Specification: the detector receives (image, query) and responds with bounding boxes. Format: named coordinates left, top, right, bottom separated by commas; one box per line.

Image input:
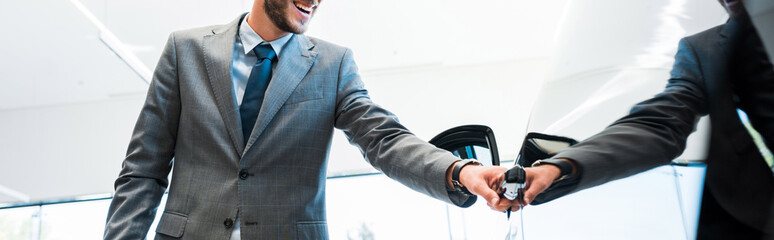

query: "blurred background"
left=0, top=0, right=730, bottom=239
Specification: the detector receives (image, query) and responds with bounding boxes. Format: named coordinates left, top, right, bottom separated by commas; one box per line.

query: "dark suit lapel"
left=712, top=20, right=748, bottom=113
left=719, top=19, right=738, bottom=63
left=704, top=24, right=734, bottom=168
left=243, top=34, right=317, bottom=154
left=203, top=14, right=247, bottom=157
left=706, top=22, right=741, bottom=135
left=711, top=24, right=731, bottom=89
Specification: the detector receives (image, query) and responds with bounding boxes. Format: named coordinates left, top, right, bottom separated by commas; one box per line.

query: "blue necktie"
left=240, top=43, right=276, bottom=145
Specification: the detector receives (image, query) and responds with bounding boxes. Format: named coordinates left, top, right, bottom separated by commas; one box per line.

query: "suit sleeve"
left=104, top=32, right=181, bottom=239
left=534, top=38, right=710, bottom=204
left=332, top=49, right=475, bottom=207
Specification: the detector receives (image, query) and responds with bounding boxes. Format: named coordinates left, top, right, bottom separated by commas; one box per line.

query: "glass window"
left=0, top=206, right=39, bottom=239
left=39, top=200, right=110, bottom=240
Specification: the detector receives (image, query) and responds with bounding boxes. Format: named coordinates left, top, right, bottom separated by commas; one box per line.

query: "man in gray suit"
left=103, top=0, right=508, bottom=239
left=504, top=0, right=774, bottom=238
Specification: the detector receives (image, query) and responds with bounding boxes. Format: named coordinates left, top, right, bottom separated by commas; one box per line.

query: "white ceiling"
left=0, top=0, right=148, bottom=111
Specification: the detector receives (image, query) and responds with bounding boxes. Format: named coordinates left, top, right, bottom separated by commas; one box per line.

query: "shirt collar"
left=239, top=14, right=293, bottom=57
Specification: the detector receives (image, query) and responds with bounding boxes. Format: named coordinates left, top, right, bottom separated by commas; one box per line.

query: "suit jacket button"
left=224, top=218, right=234, bottom=229
left=239, top=169, right=249, bottom=180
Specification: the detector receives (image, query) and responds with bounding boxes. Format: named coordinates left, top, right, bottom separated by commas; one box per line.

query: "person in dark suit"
left=103, top=0, right=509, bottom=239
left=501, top=0, right=774, bottom=238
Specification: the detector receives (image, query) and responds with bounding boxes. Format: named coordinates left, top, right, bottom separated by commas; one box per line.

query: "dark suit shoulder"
left=681, top=24, right=725, bottom=50
left=667, top=24, right=727, bottom=88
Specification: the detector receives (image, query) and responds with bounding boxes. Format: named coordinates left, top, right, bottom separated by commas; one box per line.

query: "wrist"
left=446, top=161, right=458, bottom=190
left=447, top=159, right=482, bottom=194
left=458, top=164, right=480, bottom=188
left=534, top=164, right=562, bottom=182
left=532, top=158, right=577, bottom=182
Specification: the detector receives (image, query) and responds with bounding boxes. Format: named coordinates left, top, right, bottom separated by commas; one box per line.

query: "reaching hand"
left=521, top=165, right=562, bottom=205
left=454, top=160, right=567, bottom=212
left=457, top=165, right=511, bottom=211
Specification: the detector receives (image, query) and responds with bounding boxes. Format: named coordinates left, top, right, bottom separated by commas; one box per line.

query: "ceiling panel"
left=0, top=0, right=148, bottom=111
left=96, top=0, right=252, bottom=72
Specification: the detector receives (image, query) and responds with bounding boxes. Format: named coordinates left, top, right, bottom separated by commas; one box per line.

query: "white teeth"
left=294, top=2, right=312, bottom=12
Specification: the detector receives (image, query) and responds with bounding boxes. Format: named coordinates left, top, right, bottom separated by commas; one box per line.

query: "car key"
left=501, top=164, right=527, bottom=210
left=500, top=164, right=526, bottom=240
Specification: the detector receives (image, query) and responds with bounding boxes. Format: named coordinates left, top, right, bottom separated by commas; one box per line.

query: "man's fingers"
left=471, top=183, right=500, bottom=206
left=511, top=204, right=521, bottom=211
left=521, top=166, right=563, bottom=205
left=488, top=198, right=512, bottom=212
left=523, top=186, right=540, bottom=205
left=470, top=182, right=513, bottom=212
left=523, top=178, right=550, bottom=205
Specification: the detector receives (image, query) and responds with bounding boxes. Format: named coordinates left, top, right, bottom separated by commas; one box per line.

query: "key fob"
left=501, top=165, right=526, bottom=200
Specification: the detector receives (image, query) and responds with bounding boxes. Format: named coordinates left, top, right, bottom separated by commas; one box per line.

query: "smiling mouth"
left=294, top=1, right=316, bottom=15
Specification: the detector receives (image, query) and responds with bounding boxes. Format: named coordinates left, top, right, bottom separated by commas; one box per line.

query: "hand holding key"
left=496, top=163, right=564, bottom=213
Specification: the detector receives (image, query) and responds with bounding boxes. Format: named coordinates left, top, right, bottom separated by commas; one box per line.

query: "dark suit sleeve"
left=104, top=33, right=181, bottom=239
left=533, top=38, right=710, bottom=204
left=332, top=48, right=475, bottom=207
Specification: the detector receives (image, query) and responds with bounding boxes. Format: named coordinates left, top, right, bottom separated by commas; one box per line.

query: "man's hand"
left=448, top=158, right=574, bottom=212
left=521, top=165, right=562, bottom=205
left=464, top=165, right=561, bottom=212
left=456, top=165, right=510, bottom=211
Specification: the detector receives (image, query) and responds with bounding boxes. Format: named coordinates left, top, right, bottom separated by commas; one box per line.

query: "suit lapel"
left=203, top=14, right=247, bottom=157
left=707, top=23, right=732, bottom=115
left=243, top=34, right=317, bottom=154
left=719, top=19, right=737, bottom=63
left=708, top=21, right=751, bottom=157
left=712, top=21, right=739, bottom=105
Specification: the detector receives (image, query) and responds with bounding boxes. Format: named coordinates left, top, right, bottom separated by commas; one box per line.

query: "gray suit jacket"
left=536, top=18, right=774, bottom=237
left=104, top=13, right=470, bottom=240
